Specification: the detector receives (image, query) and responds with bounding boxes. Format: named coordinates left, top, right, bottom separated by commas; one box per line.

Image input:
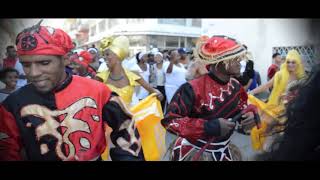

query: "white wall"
left=202, top=19, right=313, bottom=84
left=0, top=19, right=68, bottom=60
left=112, top=18, right=201, bottom=37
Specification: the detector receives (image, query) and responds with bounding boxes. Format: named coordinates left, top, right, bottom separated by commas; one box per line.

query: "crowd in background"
left=0, top=42, right=288, bottom=109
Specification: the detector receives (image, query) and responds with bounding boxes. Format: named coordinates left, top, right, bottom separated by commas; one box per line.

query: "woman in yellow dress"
left=95, top=36, right=163, bottom=107
left=94, top=36, right=163, bottom=160
left=249, top=50, right=306, bottom=151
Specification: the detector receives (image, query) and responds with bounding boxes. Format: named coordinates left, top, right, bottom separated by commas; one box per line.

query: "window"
left=127, top=19, right=144, bottom=24
left=150, top=36, right=157, bottom=48
left=180, top=38, right=185, bottom=48
left=99, top=20, right=106, bottom=33
left=165, top=36, right=179, bottom=48
left=109, top=19, right=118, bottom=29
left=191, top=19, right=202, bottom=27
left=187, top=37, right=196, bottom=48
left=137, top=19, right=144, bottom=23
left=90, top=25, right=96, bottom=36
left=158, top=19, right=186, bottom=26
left=128, top=35, right=147, bottom=47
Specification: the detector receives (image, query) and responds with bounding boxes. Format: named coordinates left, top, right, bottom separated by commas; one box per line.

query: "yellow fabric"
left=248, top=94, right=284, bottom=121
left=96, top=69, right=141, bottom=106
left=101, top=93, right=166, bottom=161
left=99, top=36, right=129, bottom=61
left=101, top=144, right=109, bottom=160
left=249, top=50, right=305, bottom=151
left=268, top=50, right=305, bottom=106
left=101, top=124, right=112, bottom=161
left=251, top=121, right=268, bottom=151
left=248, top=94, right=284, bottom=150
left=131, top=93, right=166, bottom=161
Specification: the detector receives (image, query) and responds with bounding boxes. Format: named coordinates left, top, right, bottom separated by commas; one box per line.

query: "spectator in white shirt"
left=153, top=52, right=166, bottom=110
left=163, top=49, right=187, bottom=104
left=136, top=52, right=150, bottom=100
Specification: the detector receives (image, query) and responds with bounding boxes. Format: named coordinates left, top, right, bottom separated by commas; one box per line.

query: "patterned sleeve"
left=0, top=105, right=23, bottom=160
left=238, top=86, right=248, bottom=111
left=102, top=92, right=144, bottom=160
left=161, top=83, right=207, bottom=142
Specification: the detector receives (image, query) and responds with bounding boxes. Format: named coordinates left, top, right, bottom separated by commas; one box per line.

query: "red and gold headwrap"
left=194, top=35, right=247, bottom=65
left=16, top=20, right=74, bottom=56
left=71, top=51, right=93, bottom=68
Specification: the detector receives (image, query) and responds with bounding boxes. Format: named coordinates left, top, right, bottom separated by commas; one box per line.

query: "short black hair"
left=6, top=45, right=15, bottom=52
left=243, top=44, right=248, bottom=50
left=272, top=52, right=281, bottom=58
left=168, top=49, right=176, bottom=56
left=136, top=52, right=142, bottom=63
left=162, top=49, right=169, bottom=53
left=0, top=68, right=19, bottom=82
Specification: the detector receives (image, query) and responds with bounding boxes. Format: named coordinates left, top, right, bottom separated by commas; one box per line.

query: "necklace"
left=110, top=74, right=124, bottom=81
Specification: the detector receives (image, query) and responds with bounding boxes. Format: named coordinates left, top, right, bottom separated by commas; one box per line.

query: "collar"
left=208, top=71, right=229, bottom=85
left=53, top=72, right=73, bottom=93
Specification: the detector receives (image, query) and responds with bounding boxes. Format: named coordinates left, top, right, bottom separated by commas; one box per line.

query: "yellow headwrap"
left=267, top=49, right=305, bottom=106
left=100, top=35, right=129, bottom=61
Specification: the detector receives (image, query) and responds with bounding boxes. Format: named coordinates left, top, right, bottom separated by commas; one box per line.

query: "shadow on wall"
left=310, top=19, right=320, bottom=64
left=0, top=19, right=40, bottom=60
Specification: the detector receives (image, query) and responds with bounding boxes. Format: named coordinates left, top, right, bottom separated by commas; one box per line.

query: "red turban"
left=71, top=51, right=93, bottom=68
left=194, top=35, right=247, bottom=65
left=16, top=24, right=74, bottom=56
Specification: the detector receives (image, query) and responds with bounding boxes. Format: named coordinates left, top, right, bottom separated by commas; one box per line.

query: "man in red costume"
left=162, top=35, right=259, bottom=161
left=0, top=21, right=144, bottom=161
left=69, top=50, right=96, bottom=78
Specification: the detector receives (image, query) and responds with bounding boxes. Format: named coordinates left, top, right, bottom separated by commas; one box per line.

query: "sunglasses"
left=286, top=61, right=296, bottom=64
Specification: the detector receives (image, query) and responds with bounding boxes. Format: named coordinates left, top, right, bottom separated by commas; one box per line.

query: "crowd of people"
left=0, top=21, right=319, bottom=161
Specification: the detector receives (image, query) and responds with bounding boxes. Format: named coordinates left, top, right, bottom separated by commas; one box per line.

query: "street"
left=162, top=131, right=258, bottom=161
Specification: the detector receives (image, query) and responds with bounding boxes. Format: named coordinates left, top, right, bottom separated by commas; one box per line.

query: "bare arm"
left=251, top=77, right=274, bottom=95
left=244, top=79, right=253, bottom=91
left=136, top=78, right=164, bottom=101
left=166, top=62, right=174, bottom=74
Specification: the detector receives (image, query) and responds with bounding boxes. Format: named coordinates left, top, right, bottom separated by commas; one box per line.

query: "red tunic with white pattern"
left=161, top=72, right=248, bottom=161
left=0, top=73, right=143, bottom=161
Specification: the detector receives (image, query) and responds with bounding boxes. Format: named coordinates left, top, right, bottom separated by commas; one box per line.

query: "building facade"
left=202, top=19, right=319, bottom=84
left=64, top=19, right=202, bottom=57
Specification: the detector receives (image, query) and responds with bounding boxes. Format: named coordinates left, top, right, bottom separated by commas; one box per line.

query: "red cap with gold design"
left=16, top=20, right=74, bottom=56
left=194, top=35, right=247, bottom=65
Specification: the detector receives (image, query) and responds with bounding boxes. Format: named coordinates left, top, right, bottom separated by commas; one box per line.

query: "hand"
left=218, top=118, right=236, bottom=137
left=204, top=118, right=235, bottom=137
left=279, top=93, right=287, bottom=102
left=170, top=57, right=178, bottom=64
left=240, top=112, right=255, bottom=130
left=154, top=89, right=164, bottom=102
